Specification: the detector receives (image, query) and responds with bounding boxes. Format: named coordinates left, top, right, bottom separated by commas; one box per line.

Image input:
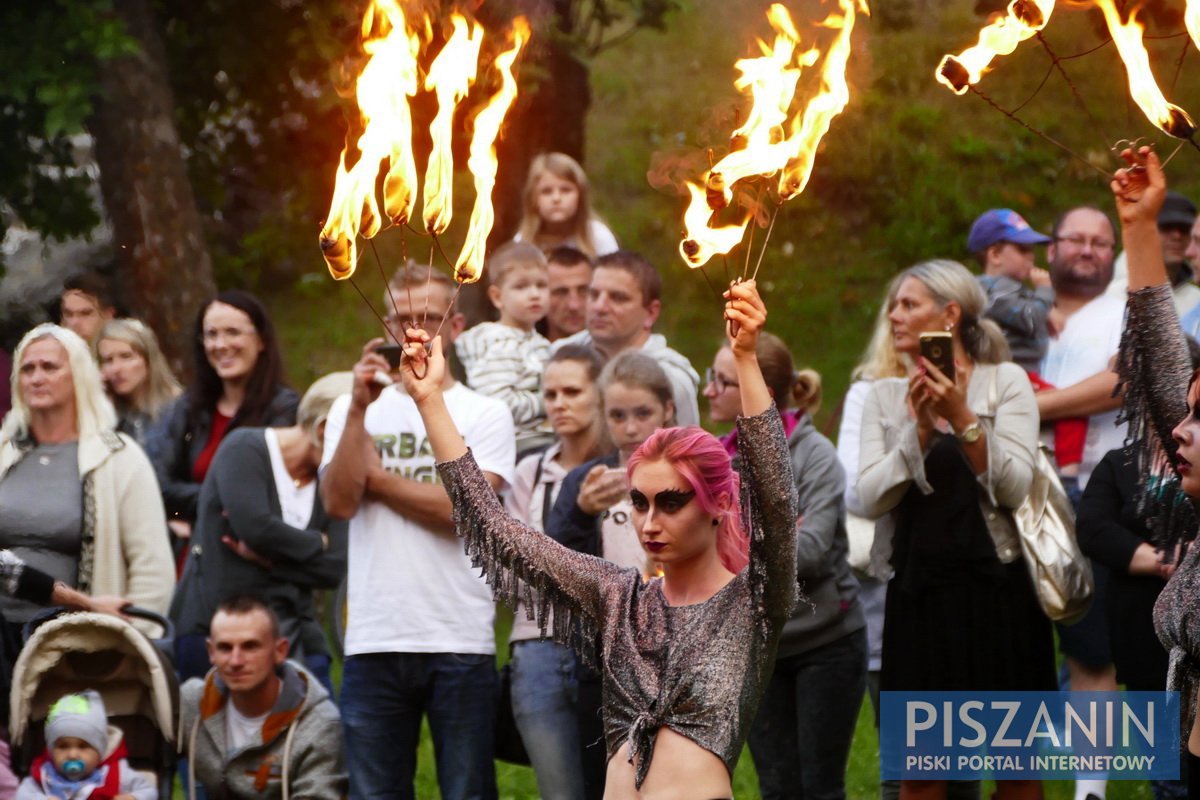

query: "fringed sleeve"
left=438, top=450, right=627, bottom=663
left=1116, top=284, right=1196, bottom=551
left=736, top=405, right=801, bottom=641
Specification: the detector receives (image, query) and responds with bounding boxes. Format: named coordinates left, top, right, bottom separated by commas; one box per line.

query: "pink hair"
left=626, top=426, right=749, bottom=574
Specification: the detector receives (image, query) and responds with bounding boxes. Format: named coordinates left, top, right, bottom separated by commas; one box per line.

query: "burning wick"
left=937, top=56, right=971, bottom=95
left=681, top=240, right=702, bottom=262
left=706, top=173, right=728, bottom=212
left=1010, top=0, right=1046, bottom=29
left=320, top=235, right=353, bottom=280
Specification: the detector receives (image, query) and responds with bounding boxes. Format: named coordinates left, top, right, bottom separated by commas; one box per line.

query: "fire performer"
left=1108, top=145, right=1200, bottom=799
left=397, top=280, right=798, bottom=800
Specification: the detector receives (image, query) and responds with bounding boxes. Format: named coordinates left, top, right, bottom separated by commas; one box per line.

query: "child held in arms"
left=456, top=242, right=553, bottom=454
left=18, top=690, right=155, bottom=800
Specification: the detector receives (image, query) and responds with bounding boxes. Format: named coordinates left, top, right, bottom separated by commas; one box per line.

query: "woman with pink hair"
left=387, top=281, right=797, bottom=799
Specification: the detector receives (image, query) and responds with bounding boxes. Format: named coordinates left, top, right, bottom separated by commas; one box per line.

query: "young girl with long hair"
left=516, top=153, right=619, bottom=260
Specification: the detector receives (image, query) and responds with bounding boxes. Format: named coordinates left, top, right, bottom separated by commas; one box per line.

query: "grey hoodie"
left=550, top=330, right=701, bottom=426
left=180, top=661, right=345, bottom=800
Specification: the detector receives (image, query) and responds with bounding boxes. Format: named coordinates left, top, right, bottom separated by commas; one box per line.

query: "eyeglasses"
left=705, top=367, right=739, bottom=393
left=1054, top=235, right=1115, bottom=252
left=384, top=313, right=448, bottom=332
left=201, top=327, right=256, bottom=345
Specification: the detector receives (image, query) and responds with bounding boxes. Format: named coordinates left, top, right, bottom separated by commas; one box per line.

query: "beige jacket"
left=856, top=361, right=1038, bottom=580
left=0, top=431, right=174, bottom=629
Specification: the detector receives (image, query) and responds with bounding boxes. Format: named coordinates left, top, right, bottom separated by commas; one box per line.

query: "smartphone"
left=376, top=343, right=403, bottom=370
left=918, top=332, right=955, bottom=382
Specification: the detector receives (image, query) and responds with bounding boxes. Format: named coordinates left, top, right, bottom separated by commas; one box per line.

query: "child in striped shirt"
left=456, top=242, right=553, bottom=454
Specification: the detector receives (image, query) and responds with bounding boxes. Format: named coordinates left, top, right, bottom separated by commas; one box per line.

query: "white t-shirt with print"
left=1038, top=292, right=1127, bottom=489
left=322, top=383, right=516, bottom=656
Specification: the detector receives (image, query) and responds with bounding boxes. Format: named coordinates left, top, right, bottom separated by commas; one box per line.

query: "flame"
left=422, top=15, right=484, bottom=235
left=679, top=182, right=750, bottom=266
left=1094, top=0, right=1196, bottom=139
left=319, top=0, right=421, bottom=279
left=1188, top=0, right=1200, bottom=52
left=455, top=18, right=530, bottom=284
left=678, top=0, right=865, bottom=268
left=703, top=5, right=813, bottom=211
left=935, top=0, right=1055, bottom=95
left=778, top=0, right=866, bottom=199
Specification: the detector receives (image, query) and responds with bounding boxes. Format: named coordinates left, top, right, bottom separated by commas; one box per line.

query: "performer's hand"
left=399, top=328, right=446, bottom=405
left=724, top=279, right=767, bottom=356
left=1112, top=145, right=1166, bottom=228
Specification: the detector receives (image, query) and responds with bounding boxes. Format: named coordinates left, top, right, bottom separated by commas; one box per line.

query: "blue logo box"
left=880, top=692, right=1180, bottom=780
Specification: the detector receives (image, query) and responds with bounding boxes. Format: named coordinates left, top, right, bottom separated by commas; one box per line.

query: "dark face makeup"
left=630, top=487, right=696, bottom=514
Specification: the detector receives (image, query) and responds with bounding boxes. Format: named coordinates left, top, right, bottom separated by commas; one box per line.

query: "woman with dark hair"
left=147, top=290, right=298, bottom=545
left=387, top=280, right=797, bottom=799
left=706, top=331, right=867, bottom=800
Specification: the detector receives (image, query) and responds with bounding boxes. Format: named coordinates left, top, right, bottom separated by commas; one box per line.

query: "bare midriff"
left=604, top=727, right=732, bottom=799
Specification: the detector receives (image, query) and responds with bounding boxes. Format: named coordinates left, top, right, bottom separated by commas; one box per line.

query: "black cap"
left=1159, top=192, right=1196, bottom=230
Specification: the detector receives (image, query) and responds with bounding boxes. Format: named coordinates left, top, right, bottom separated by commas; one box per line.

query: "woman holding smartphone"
left=391, top=280, right=798, bottom=800
left=857, top=259, right=1054, bottom=800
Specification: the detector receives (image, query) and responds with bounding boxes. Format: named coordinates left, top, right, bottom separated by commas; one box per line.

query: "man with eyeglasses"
left=1036, top=206, right=1126, bottom=800
left=321, top=263, right=515, bottom=800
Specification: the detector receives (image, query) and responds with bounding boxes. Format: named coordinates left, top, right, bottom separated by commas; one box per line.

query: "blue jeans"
left=341, top=652, right=497, bottom=800
left=748, top=629, right=868, bottom=800
left=510, top=640, right=586, bottom=800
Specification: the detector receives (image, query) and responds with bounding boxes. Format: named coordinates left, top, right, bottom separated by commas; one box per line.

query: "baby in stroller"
left=16, top=689, right=155, bottom=800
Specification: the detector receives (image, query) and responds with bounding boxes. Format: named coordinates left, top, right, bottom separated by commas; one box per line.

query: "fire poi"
left=678, top=0, right=868, bottom=272
left=935, top=0, right=1198, bottom=169
left=319, top=0, right=529, bottom=336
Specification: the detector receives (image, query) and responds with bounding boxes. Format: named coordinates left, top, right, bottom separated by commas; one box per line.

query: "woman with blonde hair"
left=516, top=152, right=619, bottom=260
left=96, top=318, right=181, bottom=447
left=706, top=330, right=867, bottom=800
left=0, top=324, right=174, bottom=637
left=857, top=259, right=1052, bottom=800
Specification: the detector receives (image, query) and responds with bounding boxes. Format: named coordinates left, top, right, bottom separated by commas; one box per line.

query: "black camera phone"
left=918, top=332, right=955, bottom=383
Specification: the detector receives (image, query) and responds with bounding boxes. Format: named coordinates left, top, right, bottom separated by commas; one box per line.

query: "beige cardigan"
left=0, top=431, right=174, bottom=629
left=856, top=361, right=1038, bottom=580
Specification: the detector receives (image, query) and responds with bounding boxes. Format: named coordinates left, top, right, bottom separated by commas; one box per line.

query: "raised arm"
left=1112, top=145, right=1195, bottom=549
left=401, top=331, right=628, bottom=640
left=724, top=280, right=800, bottom=624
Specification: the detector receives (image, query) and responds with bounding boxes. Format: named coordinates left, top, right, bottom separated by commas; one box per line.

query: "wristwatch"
left=955, top=421, right=983, bottom=444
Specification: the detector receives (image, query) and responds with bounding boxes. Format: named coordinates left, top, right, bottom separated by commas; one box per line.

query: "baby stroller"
left=8, top=607, right=178, bottom=798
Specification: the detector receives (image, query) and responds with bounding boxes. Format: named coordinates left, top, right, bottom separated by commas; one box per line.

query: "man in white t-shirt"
left=1037, top=206, right=1127, bottom=492
left=1036, top=206, right=1124, bottom=800
left=321, top=264, right=515, bottom=800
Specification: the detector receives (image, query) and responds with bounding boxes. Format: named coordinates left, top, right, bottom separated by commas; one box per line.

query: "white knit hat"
left=45, top=690, right=107, bottom=754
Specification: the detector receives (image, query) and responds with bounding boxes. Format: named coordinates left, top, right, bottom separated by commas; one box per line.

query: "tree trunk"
left=89, top=0, right=215, bottom=380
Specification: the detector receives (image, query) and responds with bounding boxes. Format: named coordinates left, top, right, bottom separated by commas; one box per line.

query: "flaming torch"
left=320, top=0, right=421, bottom=279
left=319, top=4, right=529, bottom=291
left=1093, top=0, right=1196, bottom=141
left=679, top=0, right=866, bottom=269
left=456, top=18, right=530, bottom=284
left=935, top=0, right=1055, bottom=95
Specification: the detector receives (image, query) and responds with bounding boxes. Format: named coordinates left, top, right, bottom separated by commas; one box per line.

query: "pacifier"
left=61, top=759, right=88, bottom=781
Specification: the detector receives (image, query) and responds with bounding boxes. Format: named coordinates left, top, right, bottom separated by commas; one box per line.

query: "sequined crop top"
left=437, top=406, right=799, bottom=788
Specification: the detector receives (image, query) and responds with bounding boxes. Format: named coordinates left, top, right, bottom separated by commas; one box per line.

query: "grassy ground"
left=256, top=1, right=1200, bottom=796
